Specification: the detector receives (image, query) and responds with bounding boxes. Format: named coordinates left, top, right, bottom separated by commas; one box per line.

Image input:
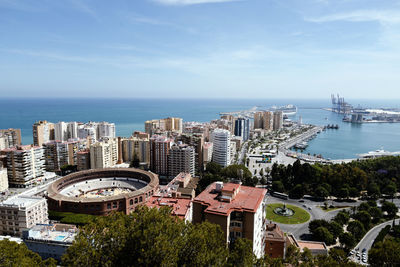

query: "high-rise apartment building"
left=97, top=122, right=116, bottom=139
left=234, top=118, right=250, bottom=141
left=90, top=138, right=118, bottom=169
left=193, top=182, right=267, bottom=258
left=0, top=196, right=49, bottom=237
left=202, top=142, right=213, bottom=168
left=67, top=140, right=87, bottom=166
left=254, top=111, right=273, bottom=131
left=77, top=149, right=90, bottom=171
left=149, top=135, right=173, bottom=176
left=211, top=129, right=231, bottom=167
left=54, top=122, right=68, bottom=141
left=43, top=141, right=69, bottom=172
left=176, top=133, right=204, bottom=172
left=273, top=111, right=283, bottom=131
left=145, top=117, right=182, bottom=136
left=121, top=137, right=150, bottom=165
left=0, top=129, right=22, bottom=149
left=0, top=165, right=8, bottom=192
left=78, top=124, right=97, bottom=143
left=168, top=144, right=195, bottom=178
left=33, top=121, right=54, bottom=147
left=3, top=145, right=45, bottom=188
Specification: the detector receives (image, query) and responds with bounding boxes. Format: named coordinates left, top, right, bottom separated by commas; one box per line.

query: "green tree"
left=289, top=184, right=304, bottom=199
left=369, top=239, right=400, bottom=267
left=369, top=207, right=383, bottom=223
left=367, top=183, right=381, bottom=199
left=347, top=220, right=366, bottom=240
left=339, top=232, right=356, bottom=250
left=338, top=187, right=349, bottom=200
left=314, top=186, right=329, bottom=200
left=357, top=202, right=371, bottom=213
left=383, top=182, right=397, bottom=201
left=0, top=239, right=56, bottom=266
left=382, top=201, right=398, bottom=219
left=354, top=210, right=372, bottom=229
left=313, top=227, right=335, bottom=245
left=129, top=153, right=140, bottom=168
left=227, top=238, right=255, bottom=267
left=329, top=221, right=343, bottom=239
left=206, top=162, right=222, bottom=174
left=272, top=181, right=285, bottom=193
left=333, top=211, right=350, bottom=226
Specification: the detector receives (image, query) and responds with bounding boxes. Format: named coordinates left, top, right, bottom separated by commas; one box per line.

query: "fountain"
left=273, top=203, right=295, bottom=217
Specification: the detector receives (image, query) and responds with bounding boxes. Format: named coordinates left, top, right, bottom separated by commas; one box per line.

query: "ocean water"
left=1, top=98, right=400, bottom=160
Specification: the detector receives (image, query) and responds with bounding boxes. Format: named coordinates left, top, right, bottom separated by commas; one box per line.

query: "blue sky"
left=0, top=0, right=399, bottom=99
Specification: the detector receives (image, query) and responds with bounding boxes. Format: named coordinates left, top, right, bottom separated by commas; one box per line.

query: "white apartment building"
left=3, top=145, right=45, bottom=188
left=78, top=125, right=97, bottom=143
left=97, top=122, right=116, bottom=139
left=168, top=144, right=195, bottom=178
left=211, top=129, right=231, bottom=167
left=0, top=166, right=9, bottom=192
left=43, top=141, right=69, bottom=172
left=90, top=138, right=118, bottom=169
left=54, top=121, right=68, bottom=141
left=203, top=142, right=213, bottom=167
left=0, top=196, right=49, bottom=237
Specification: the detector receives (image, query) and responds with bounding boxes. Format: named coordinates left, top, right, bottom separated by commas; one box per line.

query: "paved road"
left=352, top=218, right=400, bottom=265
left=266, top=194, right=359, bottom=239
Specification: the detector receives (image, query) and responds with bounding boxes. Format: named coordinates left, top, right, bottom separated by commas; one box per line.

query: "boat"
left=271, top=104, right=297, bottom=116
left=357, top=149, right=400, bottom=159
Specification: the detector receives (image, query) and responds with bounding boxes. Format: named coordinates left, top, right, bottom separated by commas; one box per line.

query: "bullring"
left=47, top=168, right=159, bottom=215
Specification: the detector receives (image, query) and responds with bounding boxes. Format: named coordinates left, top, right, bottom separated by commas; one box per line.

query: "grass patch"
left=266, top=203, right=310, bottom=224
left=318, top=206, right=350, bottom=212
left=49, top=210, right=97, bottom=226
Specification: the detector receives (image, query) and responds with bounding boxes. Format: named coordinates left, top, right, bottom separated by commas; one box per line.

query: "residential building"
left=132, top=131, right=149, bottom=139
left=76, top=149, right=90, bottom=171
left=146, top=195, right=193, bottom=222
left=168, top=144, right=195, bottom=178
left=43, top=141, right=69, bottom=172
left=159, top=172, right=199, bottom=199
left=3, top=145, right=45, bottom=188
left=287, top=234, right=328, bottom=256
left=0, top=196, right=48, bottom=237
left=121, top=137, right=150, bottom=165
left=193, top=182, right=267, bottom=258
left=97, top=122, right=116, bottom=139
left=67, top=139, right=87, bottom=166
left=202, top=142, right=213, bottom=168
left=90, top=138, right=118, bottom=169
left=0, top=129, right=22, bottom=149
left=23, top=223, right=77, bottom=262
left=265, top=223, right=287, bottom=259
left=149, top=135, right=173, bottom=176
left=273, top=111, right=283, bottom=131
left=32, top=121, right=54, bottom=147
left=78, top=124, right=97, bottom=143
left=176, top=133, right=204, bottom=172
left=145, top=117, right=182, bottom=136
left=234, top=117, right=250, bottom=141
left=54, top=121, right=68, bottom=141
left=211, top=129, right=231, bottom=167
left=254, top=111, right=273, bottom=131
left=0, top=165, right=8, bottom=192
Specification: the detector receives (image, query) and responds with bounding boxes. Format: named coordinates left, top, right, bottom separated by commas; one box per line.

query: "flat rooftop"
left=193, top=182, right=267, bottom=216
left=146, top=196, right=191, bottom=220
left=0, top=195, right=45, bottom=208
left=297, top=241, right=327, bottom=250
left=24, top=224, right=77, bottom=244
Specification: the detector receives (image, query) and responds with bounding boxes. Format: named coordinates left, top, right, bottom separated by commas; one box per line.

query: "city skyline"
left=1, top=0, right=399, bottom=99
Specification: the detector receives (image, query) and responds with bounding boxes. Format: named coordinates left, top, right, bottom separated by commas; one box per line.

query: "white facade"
left=0, top=167, right=8, bottom=192
left=54, top=122, right=68, bottom=141
left=67, top=122, right=78, bottom=139
left=97, top=122, right=116, bottom=139
left=90, top=139, right=118, bottom=169
left=253, top=199, right=266, bottom=258
left=78, top=125, right=97, bottom=142
left=0, top=196, right=48, bottom=237
left=211, top=129, right=231, bottom=167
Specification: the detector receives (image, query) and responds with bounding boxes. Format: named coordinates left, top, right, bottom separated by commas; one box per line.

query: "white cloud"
left=305, top=10, right=400, bottom=25
left=152, top=0, right=241, bottom=6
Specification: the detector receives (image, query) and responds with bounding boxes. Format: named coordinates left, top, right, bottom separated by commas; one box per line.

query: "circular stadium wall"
left=47, top=168, right=159, bottom=215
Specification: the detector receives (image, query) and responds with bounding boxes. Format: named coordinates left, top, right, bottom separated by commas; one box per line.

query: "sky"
left=0, top=0, right=400, bottom=99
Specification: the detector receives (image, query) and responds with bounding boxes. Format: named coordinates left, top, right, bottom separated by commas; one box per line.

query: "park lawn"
left=318, top=206, right=350, bottom=212
left=266, top=203, right=310, bottom=224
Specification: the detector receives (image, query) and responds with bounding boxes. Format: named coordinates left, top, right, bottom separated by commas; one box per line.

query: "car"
left=308, top=207, right=312, bottom=210
left=356, top=252, right=360, bottom=257
left=303, top=204, right=307, bottom=208
left=299, top=199, right=305, bottom=203
left=362, top=248, right=366, bottom=253
left=362, top=258, right=367, bottom=263
left=349, top=250, right=355, bottom=255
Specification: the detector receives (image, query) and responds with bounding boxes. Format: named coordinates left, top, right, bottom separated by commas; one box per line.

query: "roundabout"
left=266, top=203, right=310, bottom=224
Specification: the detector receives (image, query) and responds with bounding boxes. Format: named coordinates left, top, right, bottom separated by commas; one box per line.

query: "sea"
left=1, top=98, right=400, bottom=160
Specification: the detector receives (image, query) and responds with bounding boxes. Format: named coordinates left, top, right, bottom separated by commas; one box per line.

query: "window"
left=139, top=196, right=143, bottom=202
left=107, top=203, right=111, bottom=209
left=135, top=198, right=138, bottom=204
left=130, top=199, right=133, bottom=205
left=113, top=202, right=117, bottom=208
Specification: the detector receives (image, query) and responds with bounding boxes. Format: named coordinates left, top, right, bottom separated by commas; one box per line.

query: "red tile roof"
left=193, top=182, right=267, bottom=216
left=146, top=196, right=192, bottom=220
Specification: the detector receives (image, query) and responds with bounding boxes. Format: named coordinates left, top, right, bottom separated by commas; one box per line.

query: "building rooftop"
left=193, top=182, right=267, bottom=216
left=23, top=224, right=77, bottom=244
left=0, top=195, right=45, bottom=208
left=265, top=223, right=285, bottom=242
left=146, top=195, right=192, bottom=220
left=296, top=241, right=327, bottom=250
